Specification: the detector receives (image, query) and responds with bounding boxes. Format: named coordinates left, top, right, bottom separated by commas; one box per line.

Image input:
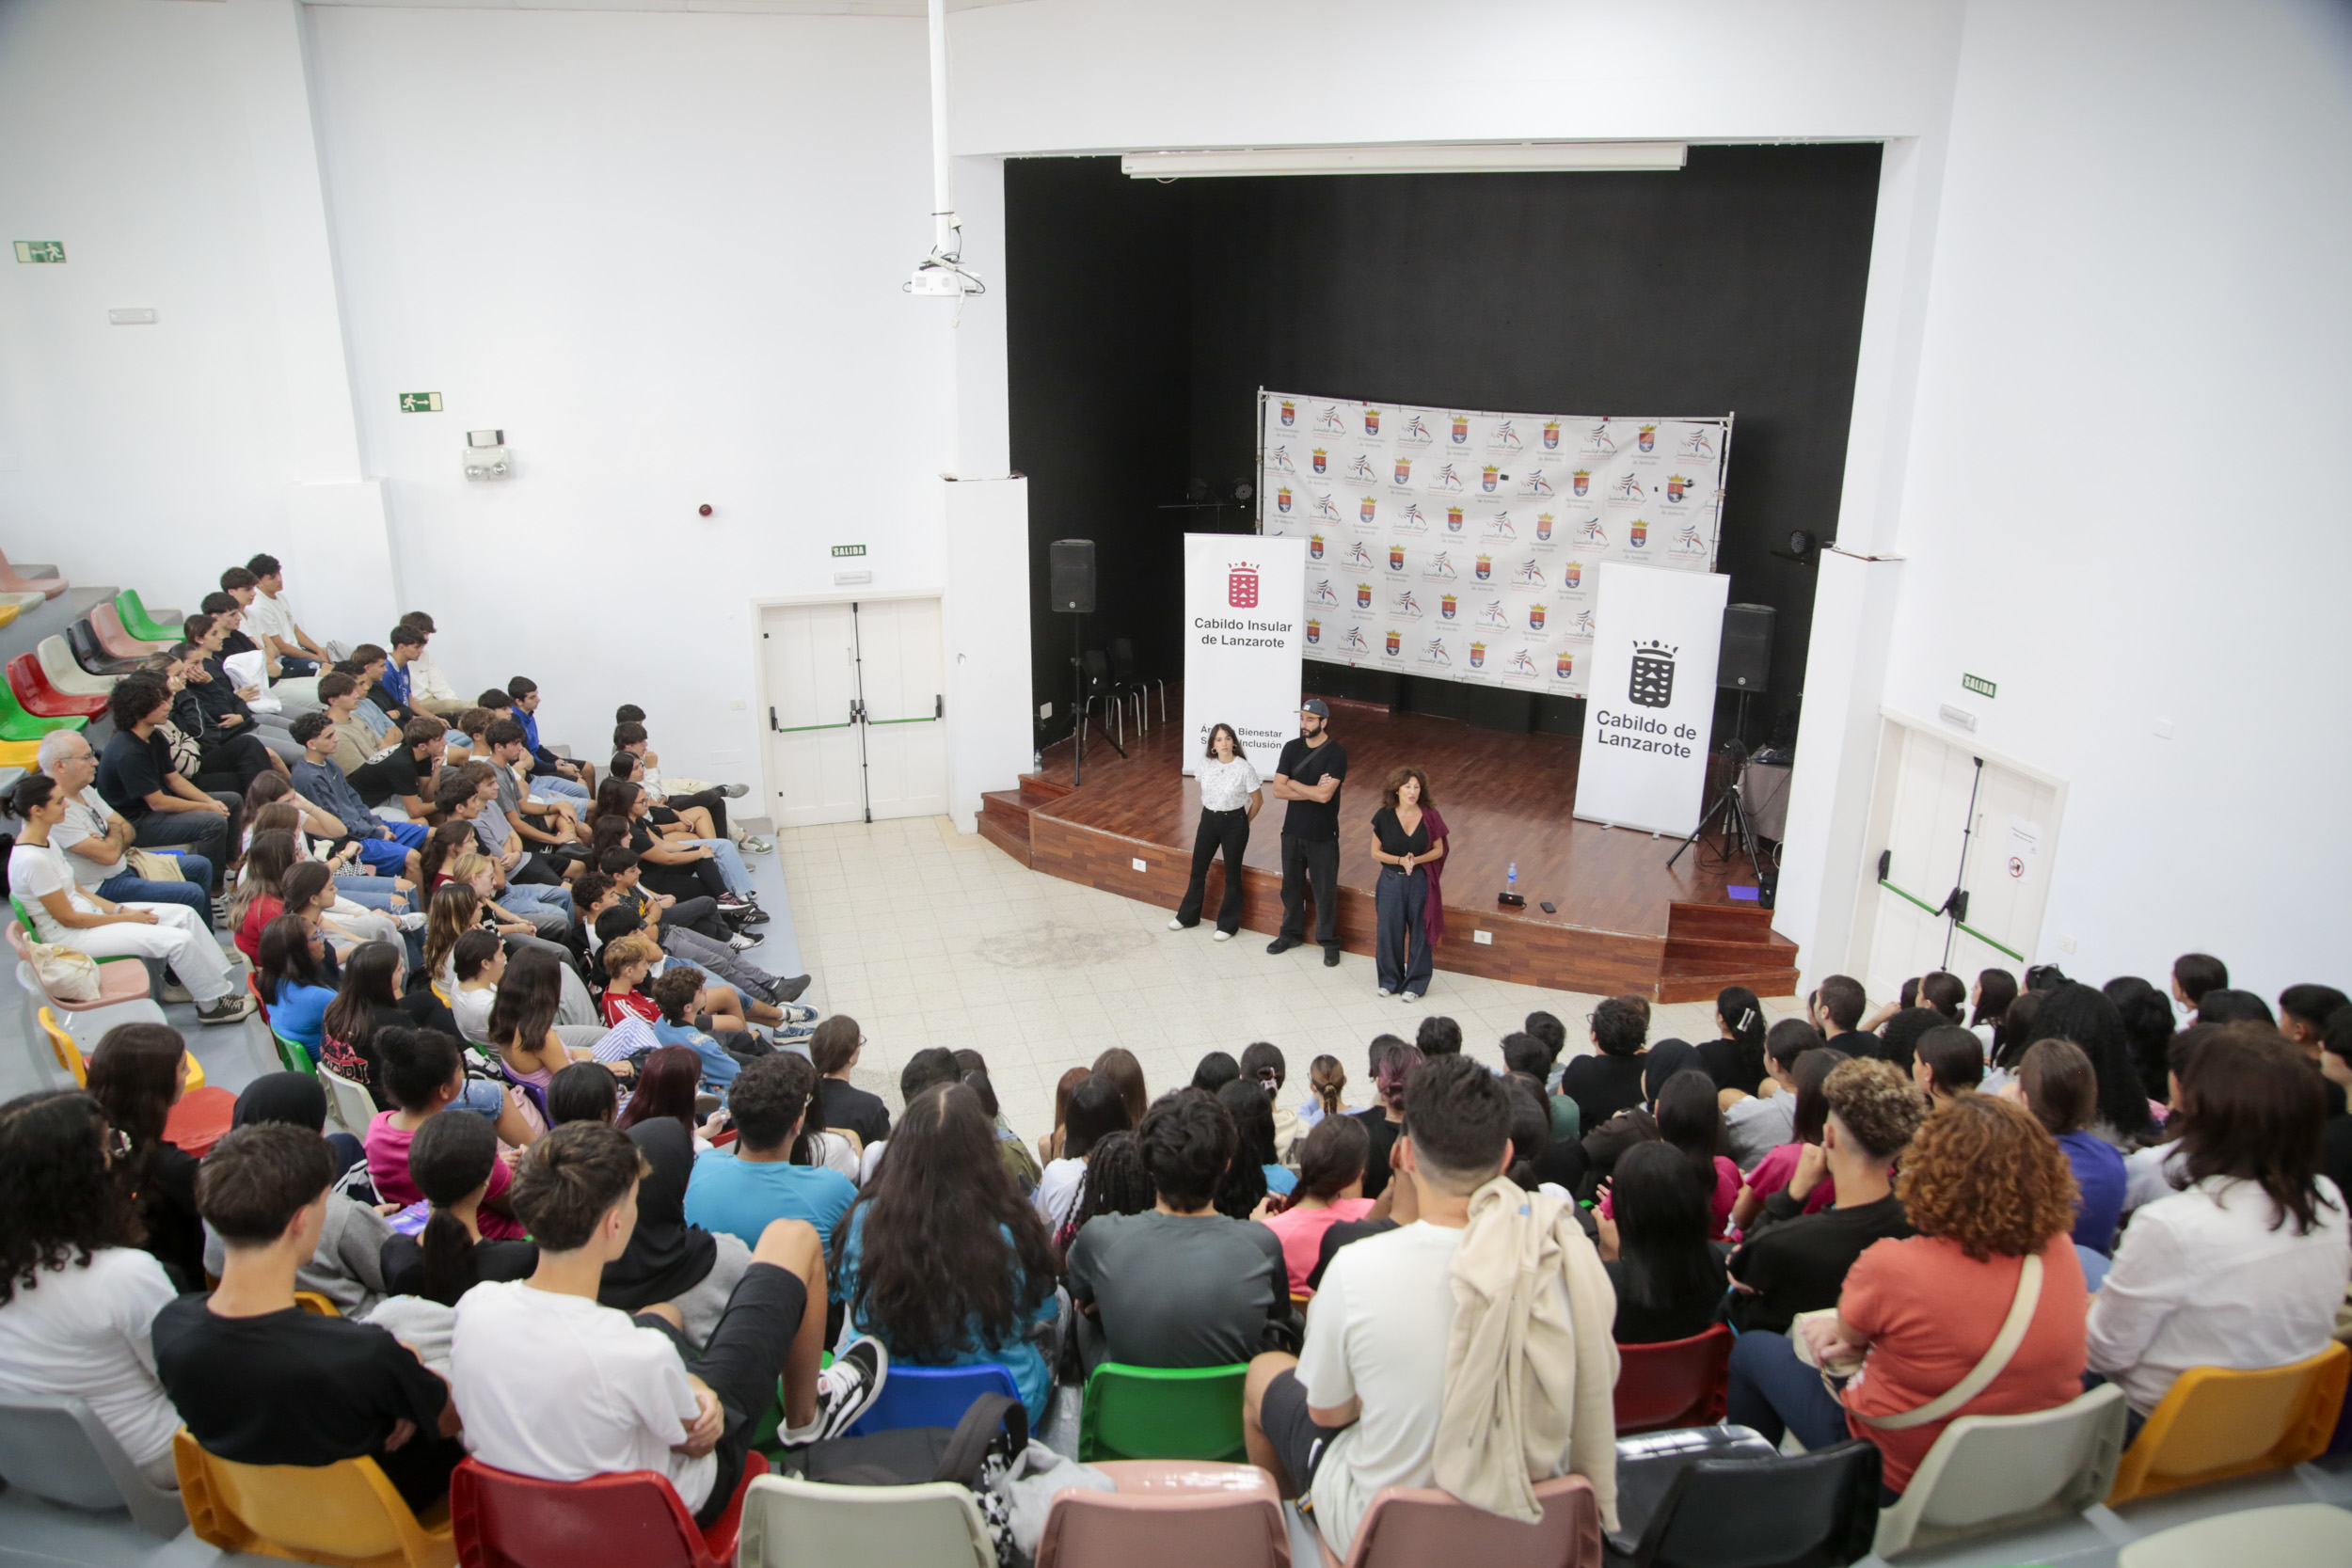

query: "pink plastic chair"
left=0, top=548, right=67, bottom=600
left=1035, top=1461, right=1289, bottom=1568
left=7, top=920, right=155, bottom=1013
left=1311, top=1475, right=1602, bottom=1568
left=90, top=600, right=170, bottom=659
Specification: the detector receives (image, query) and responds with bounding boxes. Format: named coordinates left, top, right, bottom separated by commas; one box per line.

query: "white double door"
left=760, top=597, right=946, bottom=828
left=1857, top=718, right=2063, bottom=996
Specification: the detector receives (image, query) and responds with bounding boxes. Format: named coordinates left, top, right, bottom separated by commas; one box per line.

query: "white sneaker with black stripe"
left=781, top=1336, right=888, bottom=1445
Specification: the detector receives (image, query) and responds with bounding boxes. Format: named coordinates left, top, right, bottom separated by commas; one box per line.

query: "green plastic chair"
left=272, top=1028, right=316, bottom=1076
left=0, top=678, right=86, bottom=741
left=1078, top=1362, right=1249, bottom=1462
left=114, top=590, right=180, bottom=643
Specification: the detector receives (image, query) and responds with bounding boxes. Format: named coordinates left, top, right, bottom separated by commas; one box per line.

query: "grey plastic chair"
left=320, top=1064, right=377, bottom=1136
left=738, top=1474, right=994, bottom=1568
left=0, top=1393, right=188, bottom=1537
left=1871, top=1382, right=2128, bottom=1558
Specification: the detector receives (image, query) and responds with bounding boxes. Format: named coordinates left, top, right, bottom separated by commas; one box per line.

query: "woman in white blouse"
left=1168, top=722, right=1263, bottom=941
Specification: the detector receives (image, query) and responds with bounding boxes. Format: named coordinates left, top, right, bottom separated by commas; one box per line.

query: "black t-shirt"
left=378, top=1234, right=538, bottom=1302
left=1066, top=1212, right=1287, bottom=1368
left=1353, top=1108, right=1402, bottom=1199
left=1606, top=1246, right=1734, bottom=1344
left=1724, top=1193, right=1915, bottom=1335
left=138, top=1145, right=205, bottom=1289
left=151, top=1297, right=462, bottom=1510
left=1821, top=1030, right=1880, bottom=1059
left=96, top=729, right=172, bottom=820
left=1369, top=806, right=1431, bottom=862
left=1275, top=736, right=1347, bottom=841
left=351, top=744, right=422, bottom=808
left=190, top=667, right=253, bottom=729
left=1696, top=1037, right=1766, bottom=1098
left=218, top=629, right=259, bottom=660
left=1561, top=1053, right=1648, bottom=1134
left=819, top=1077, right=891, bottom=1149
left=2323, top=1117, right=2352, bottom=1216
left=1309, top=1216, right=1398, bottom=1290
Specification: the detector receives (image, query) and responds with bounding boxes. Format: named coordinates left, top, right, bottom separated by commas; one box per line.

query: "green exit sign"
left=13, top=241, right=65, bottom=264
left=1962, top=673, right=1996, bottom=699
left=398, top=391, right=443, bottom=413
left=830, top=545, right=866, bottom=559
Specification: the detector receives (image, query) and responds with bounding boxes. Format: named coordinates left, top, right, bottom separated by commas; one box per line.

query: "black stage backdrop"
left=1009, top=145, right=1880, bottom=752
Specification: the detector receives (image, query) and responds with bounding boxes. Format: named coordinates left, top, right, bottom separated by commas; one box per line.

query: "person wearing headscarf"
left=198, top=1072, right=398, bottom=1312
left=596, top=1117, right=749, bottom=1345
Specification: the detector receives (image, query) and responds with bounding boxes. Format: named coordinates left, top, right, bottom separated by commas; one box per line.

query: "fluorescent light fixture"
left=1121, top=142, right=1687, bottom=179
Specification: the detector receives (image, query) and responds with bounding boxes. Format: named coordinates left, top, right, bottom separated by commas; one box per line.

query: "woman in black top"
left=379, top=1110, right=536, bottom=1304
left=1697, top=986, right=1769, bottom=1098
left=1561, top=994, right=1651, bottom=1133
left=1597, top=1142, right=1729, bottom=1343
left=1351, top=1040, right=1420, bottom=1199
left=1367, top=766, right=1448, bottom=1003
left=84, top=1023, right=205, bottom=1288
left=589, top=781, right=731, bottom=906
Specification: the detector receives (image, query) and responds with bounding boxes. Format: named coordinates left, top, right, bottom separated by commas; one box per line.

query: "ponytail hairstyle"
left=1295, top=1110, right=1370, bottom=1201
left=422, top=881, right=481, bottom=987
left=1212, top=1079, right=1270, bottom=1220
left=248, top=800, right=303, bottom=845
left=1308, top=1054, right=1347, bottom=1119
left=374, top=1026, right=463, bottom=1113
left=1716, top=985, right=1767, bottom=1086
left=451, top=927, right=502, bottom=984
left=1239, top=1041, right=1286, bottom=1100
left=418, top=820, right=474, bottom=890
left=1375, top=1042, right=1423, bottom=1115
left=84, top=1024, right=187, bottom=1200
left=408, top=1109, right=500, bottom=1307
left=230, top=829, right=301, bottom=930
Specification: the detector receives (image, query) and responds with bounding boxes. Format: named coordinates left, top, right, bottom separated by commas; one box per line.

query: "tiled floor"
left=781, top=815, right=1806, bottom=1140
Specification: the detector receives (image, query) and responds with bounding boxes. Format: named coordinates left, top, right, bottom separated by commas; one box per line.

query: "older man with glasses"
left=35, top=730, right=215, bottom=925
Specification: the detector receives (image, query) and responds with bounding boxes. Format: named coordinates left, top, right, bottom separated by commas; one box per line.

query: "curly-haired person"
left=1726, top=1069, right=2089, bottom=1497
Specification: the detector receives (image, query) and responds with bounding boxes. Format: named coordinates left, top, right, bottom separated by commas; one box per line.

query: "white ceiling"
left=300, top=0, right=1034, bottom=14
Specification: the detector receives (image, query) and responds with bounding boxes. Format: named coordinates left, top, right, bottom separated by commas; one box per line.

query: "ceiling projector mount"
left=907, top=0, right=985, bottom=306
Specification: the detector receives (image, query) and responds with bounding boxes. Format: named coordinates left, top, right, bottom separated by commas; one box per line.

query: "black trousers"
left=643, top=855, right=727, bottom=904
left=634, top=1261, right=805, bottom=1528
left=1279, top=833, right=1341, bottom=949
left=1175, top=808, right=1250, bottom=934
left=659, top=790, right=730, bottom=839
left=659, top=894, right=735, bottom=944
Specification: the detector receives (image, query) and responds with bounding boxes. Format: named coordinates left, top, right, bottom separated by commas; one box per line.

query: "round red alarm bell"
left=698, top=504, right=713, bottom=517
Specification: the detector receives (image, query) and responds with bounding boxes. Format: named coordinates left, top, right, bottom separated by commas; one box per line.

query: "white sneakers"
left=1172, top=919, right=1238, bottom=943
left=1212, top=930, right=1232, bottom=942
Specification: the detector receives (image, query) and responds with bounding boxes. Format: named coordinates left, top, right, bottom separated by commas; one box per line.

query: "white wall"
left=307, top=4, right=953, bottom=790
left=1867, top=0, right=2352, bottom=1001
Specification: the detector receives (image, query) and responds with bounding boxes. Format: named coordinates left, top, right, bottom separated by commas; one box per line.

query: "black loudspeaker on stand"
left=1049, top=540, right=1122, bottom=784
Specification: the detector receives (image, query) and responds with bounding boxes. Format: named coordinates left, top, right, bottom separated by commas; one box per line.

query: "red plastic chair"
left=451, top=1453, right=768, bottom=1568
left=8, top=652, right=106, bottom=720
left=1613, top=1325, right=1732, bottom=1434
left=90, top=600, right=169, bottom=659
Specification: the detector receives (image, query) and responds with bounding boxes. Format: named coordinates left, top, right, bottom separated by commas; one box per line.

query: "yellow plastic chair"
left=38, top=1006, right=206, bottom=1090
left=294, top=1291, right=342, bottom=1317
left=0, top=739, right=40, bottom=768
left=0, top=604, right=19, bottom=631
left=173, top=1430, right=456, bottom=1568
left=2106, top=1342, right=2350, bottom=1505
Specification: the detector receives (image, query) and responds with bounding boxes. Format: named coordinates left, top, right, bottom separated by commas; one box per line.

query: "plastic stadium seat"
left=1035, top=1460, right=1288, bottom=1568
left=1312, top=1473, right=1603, bottom=1568
left=0, top=547, right=68, bottom=599
left=1080, top=1362, right=1249, bottom=1462
left=0, top=671, right=87, bottom=740
left=2118, top=1502, right=2352, bottom=1568
left=322, top=1064, right=378, bottom=1136
left=2106, top=1342, right=2350, bottom=1505
left=738, top=1473, right=994, bottom=1568
left=68, top=617, right=146, bottom=677
left=10, top=651, right=107, bottom=719
left=91, top=599, right=170, bottom=659
left=846, top=1362, right=1020, bottom=1437
left=115, top=589, right=182, bottom=641
left=0, top=1393, right=189, bottom=1538
left=451, top=1453, right=768, bottom=1568
left=39, top=633, right=115, bottom=697
left=8, top=918, right=158, bottom=1017
left=1606, top=1432, right=1880, bottom=1568
left=163, top=1085, right=234, bottom=1157
left=1873, top=1382, right=2127, bottom=1557
left=175, top=1430, right=456, bottom=1568
left=1613, top=1325, right=1731, bottom=1434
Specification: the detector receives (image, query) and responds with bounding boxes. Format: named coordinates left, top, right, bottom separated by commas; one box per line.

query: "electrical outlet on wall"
left=1039, top=702, right=1053, bottom=720
left=1130, top=858, right=1147, bottom=873
left=1472, top=930, right=1493, bottom=945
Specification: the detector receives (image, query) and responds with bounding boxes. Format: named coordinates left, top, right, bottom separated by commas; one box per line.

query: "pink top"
left=1745, top=1142, right=1836, bottom=1216
left=1601, top=1156, right=1742, bottom=1238
left=1261, top=1197, right=1377, bottom=1293
left=365, top=1111, right=526, bottom=1240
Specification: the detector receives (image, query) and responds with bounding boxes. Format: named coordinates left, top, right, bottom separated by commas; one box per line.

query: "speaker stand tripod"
left=1666, top=694, right=1766, bottom=885
left=1067, top=613, right=1124, bottom=785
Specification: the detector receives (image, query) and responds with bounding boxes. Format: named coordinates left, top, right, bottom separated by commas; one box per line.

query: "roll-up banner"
left=1182, top=533, right=1307, bottom=779
left=1572, top=562, right=1729, bottom=837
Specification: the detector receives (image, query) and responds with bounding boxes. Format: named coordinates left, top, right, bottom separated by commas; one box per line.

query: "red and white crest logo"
left=1229, top=564, right=1259, bottom=609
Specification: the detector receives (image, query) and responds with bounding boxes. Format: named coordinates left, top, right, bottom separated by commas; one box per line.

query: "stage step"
left=1657, top=955, right=1803, bottom=1004
left=1665, top=901, right=1781, bottom=943
left=979, top=783, right=1066, bottom=869
left=1659, top=898, right=1798, bottom=1001
left=1018, top=772, right=1074, bottom=801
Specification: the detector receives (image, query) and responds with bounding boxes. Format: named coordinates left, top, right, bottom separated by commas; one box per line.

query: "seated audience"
left=1811, top=974, right=1879, bottom=1057
left=166, top=645, right=280, bottom=793
left=1597, top=1067, right=1738, bottom=1237
left=349, top=717, right=446, bottom=822
left=504, top=676, right=593, bottom=799
left=450, top=1124, right=884, bottom=1527
left=1871, top=1006, right=1945, bottom=1073
left=1216, top=1077, right=1289, bottom=1218
left=2021, top=982, right=2158, bottom=1146
left=94, top=673, right=238, bottom=889
left=1057, top=1129, right=1155, bottom=1254
left=2009, top=1037, right=2126, bottom=1254
left=1352, top=1040, right=1418, bottom=1200
left=2087, top=1026, right=2351, bottom=1426
left=1093, top=1046, right=1152, bottom=1129
left=1577, top=1037, right=1694, bottom=1196
left=810, top=1015, right=892, bottom=1149
left=856, top=1049, right=963, bottom=1183
left=202, top=1074, right=394, bottom=1311
left=957, top=1053, right=1043, bottom=1194
left=1981, top=988, right=2045, bottom=1096
left=1240, top=1041, right=1303, bottom=1163
left=1728, top=1092, right=2087, bottom=1497
left=154, top=1123, right=464, bottom=1512
left=1033, top=1072, right=1132, bottom=1229
left=1067, top=1088, right=1286, bottom=1371
left=1263, top=1115, right=1376, bottom=1292
left=2169, top=951, right=2229, bottom=1016
left=1725, top=1055, right=1919, bottom=1335
left=319, top=940, right=406, bottom=1101
left=0, top=1089, right=184, bottom=1489
left=85, top=1025, right=207, bottom=1286
left=1731, top=1049, right=1853, bottom=1230
left=645, top=967, right=743, bottom=1090
left=365, top=1028, right=534, bottom=1224
left=2105, top=974, right=2181, bottom=1104
left=686, top=1054, right=856, bottom=1248
left=1696, top=985, right=1769, bottom=1098
left=257, top=912, right=338, bottom=1059
left=486, top=948, right=622, bottom=1109
left=240, top=554, right=339, bottom=674
left=1561, top=996, right=1649, bottom=1132
left=39, top=730, right=214, bottom=920
left=1502, top=1031, right=1576, bottom=1143
left=596, top=1115, right=748, bottom=1345
left=2280, top=984, right=2352, bottom=1061
left=1243, top=1054, right=1618, bottom=1557
left=8, top=774, right=248, bottom=1023
left=2195, top=988, right=2275, bottom=1026
left=1969, top=968, right=2020, bottom=1055
left=1038, top=1067, right=1090, bottom=1167
left=548, top=1061, right=621, bottom=1128
left=289, top=712, right=427, bottom=877
left=617, top=1048, right=722, bottom=1148
left=1913, top=1022, right=1986, bottom=1106
left=394, top=613, right=469, bottom=721
left=831, top=1083, right=1060, bottom=1426
left=379, top=1110, right=537, bottom=1305
left=1597, top=1141, right=1729, bottom=1343
left=1721, top=1019, right=1823, bottom=1169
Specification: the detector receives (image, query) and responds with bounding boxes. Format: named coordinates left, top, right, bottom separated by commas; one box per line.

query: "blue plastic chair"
left=846, top=1363, right=1020, bottom=1437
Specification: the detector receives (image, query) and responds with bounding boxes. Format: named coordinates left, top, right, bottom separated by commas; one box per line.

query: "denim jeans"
left=95, top=864, right=211, bottom=921
left=331, top=875, right=405, bottom=912
left=532, top=772, right=591, bottom=801
left=680, top=838, right=753, bottom=897
left=498, top=880, right=575, bottom=942
left=1724, top=1329, right=1853, bottom=1451
left=131, top=800, right=236, bottom=892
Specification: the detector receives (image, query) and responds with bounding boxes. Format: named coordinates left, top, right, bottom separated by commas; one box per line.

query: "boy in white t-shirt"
left=449, top=1122, right=885, bottom=1526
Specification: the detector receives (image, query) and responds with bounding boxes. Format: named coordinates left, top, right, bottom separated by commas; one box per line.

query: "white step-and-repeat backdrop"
left=1255, top=391, right=1731, bottom=698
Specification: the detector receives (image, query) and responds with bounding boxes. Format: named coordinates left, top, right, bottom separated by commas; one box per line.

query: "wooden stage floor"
left=980, top=696, right=1799, bottom=1000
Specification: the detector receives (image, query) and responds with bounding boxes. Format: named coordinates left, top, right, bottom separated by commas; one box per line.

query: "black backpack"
left=774, top=1393, right=1029, bottom=1565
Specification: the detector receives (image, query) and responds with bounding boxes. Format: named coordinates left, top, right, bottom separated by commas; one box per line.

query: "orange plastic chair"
left=1613, top=1324, right=1732, bottom=1434
left=173, top=1430, right=456, bottom=1568
left=294, top=1291, right=342, bottom=1317
left=1035, top=1460, right=1289, bottom=1568
left=1311, top=1473, right=1602, bottom=1568
left=90, top=599, right=170, bottom=659
left=2106, top=1342, right=2350, bottom=1505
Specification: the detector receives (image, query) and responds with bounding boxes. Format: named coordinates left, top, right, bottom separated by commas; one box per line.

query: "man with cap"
left=1265, top=699, right=1349, bottom=967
